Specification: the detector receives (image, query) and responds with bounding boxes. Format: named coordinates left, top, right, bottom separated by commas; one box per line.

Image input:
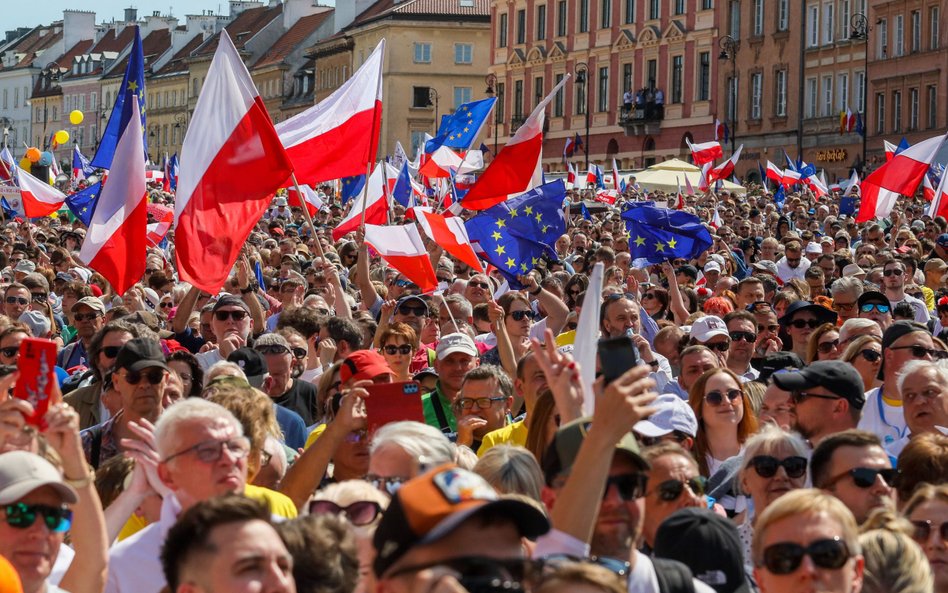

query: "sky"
left=6, top=0, right=334, bottom=31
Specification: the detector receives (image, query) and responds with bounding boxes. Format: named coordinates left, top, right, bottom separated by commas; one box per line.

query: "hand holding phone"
left=598, top=335, right=640, bottom=387
left=12, top=338, right=59, bottom=429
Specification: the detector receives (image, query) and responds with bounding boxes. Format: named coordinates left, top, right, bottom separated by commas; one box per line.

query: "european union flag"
left=774, top=185, right=786, bottom=212
left=621, top=204, right=713, bottom=265
left=92, top=26, right=147, bottom=168
left=855, top=113, right=864, bottom=137
left=168, top=153, right=179, bottom=191
left=72, top=146, right=94, bottom=179
left=465, top=180, right=567, bottom=288
left=391, top=162, right=413, bottom=208
left=340, top=174, right=366, bottom=205
left=65, top=182, right=101, bottom=226
left=425, top=97, right=496, bottom=153
left=580, top=202, right=591, bottom=220
left=896, top=137, right=910, bottom=155
left=839, top=196, right=857, bottom=216
left=253, top=260, right=267, bottom=291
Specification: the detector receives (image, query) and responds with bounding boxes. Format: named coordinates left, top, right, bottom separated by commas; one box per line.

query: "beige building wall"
left=146, top=73, right=189, bottom=159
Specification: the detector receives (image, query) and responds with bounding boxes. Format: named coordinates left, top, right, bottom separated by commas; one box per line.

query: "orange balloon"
left=25, top=147, right=41, bottom=163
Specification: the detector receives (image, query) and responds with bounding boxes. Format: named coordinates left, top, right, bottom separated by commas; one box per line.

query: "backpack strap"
left=652, top=558, right=696, bottom=593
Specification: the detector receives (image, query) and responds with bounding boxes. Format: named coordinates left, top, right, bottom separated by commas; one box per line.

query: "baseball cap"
left=634, top=394, right=699, bottom=438
left=114, top=338, right=171, bottom=373
left=772, top=360, right=865, bottom=410
left=542, top=417, right=649, bottom=487
left=141, top=287, right=161, bottom=311
left=881, top=320, right=929, bottom=351
left=751, top=261, right=778, bottom=276
left=937, top=233, right=948, bottom=248
left=754, top=351, right=804, bottom=384
left=703, top=261, right=722, bottom=274
left=339, top=350, right=393, bottom=384
left=13, top=260, right=35, bottom=274
left=212, top=294, right=250, bottom=314
left=777, top=301, right=837, bottom=326
left=924, top=258, right=948, bottom=273
left=435, top=333, right=478, bottom=360
left=226, top=347, right=269, bottom=388
left=54, top=272, right=73, bottom=283
left=676, top=265, right=698, bottom=281
left=396, top=294, right=428, bottom=314
left=653, top=508, right=750, bottom=593
left=372, top=464, right=549, bottom=577
left=841, top=263, right=866, bottom=278
left=690, top=316, right=729, bottom=343
left=0, top=451, right=78, bottom=505
left=18, top=311, right=50, bottom=338
left=857, top=290, right=889, bottom=309
left=71, top=296, right=105, bottom=314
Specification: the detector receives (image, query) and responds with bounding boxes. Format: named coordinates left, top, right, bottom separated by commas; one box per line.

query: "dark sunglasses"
left=469, top=281, right=491, bottom=290
left=4, top=296, right=28, bottom=306
left=291, top=347, right=307, bottom=359
left=102, top=345, right=122, bottom=358
left=748, top=455, right=808, bottom=479
left=859, top=349, right=881, bottom=362
left=511, top=310, right=537, bottom=321
left=652, top=476, right=707, bottom=501
left=706, top=341, right=731, bottom=352
left=883, top=268, right=904, bottom=277
left=308, top=500, right=383, bottom=526
left=860, top=303, right=890, bottom=314
left=255, top=344, right=290, bottom=356
left=120, top=368, right=167, bottom=385
left=791, top=391, right=842, bottom=405
left=144, top=268, right=160, bottom=274
left=31, top=293, right=47, bottom=303
left=788, top=318, right=821, bottom=329
left=3, top=502, right=72, bottom=532
left=603, top=473, right=648, bottom=501
left=397, top=305, right=427, bottom=317
left=911, top=519, right=948, bottom=542
left=159, top=301, right=174, bottom=308
left=760, top=538, right=850, bottom=574
left=824, top=467, right=899, bottom=489
left=705, top=389, right=742, bottom=405
left=729, top=331, right=756, bottom=343
left=75, top=312, right=102, bottom=322
left=817, top=339, right=840, bottom=354
left=642, top=293, right=656, bottom=300
left=890, top=345, right=939, bottom=359
left=214, top=310, right=248, bottom=322
left=0, top=346, right=18, bottom=358
left=383, top=344, right=413, bottom=356
left=757, top=323, right=779, bottom=333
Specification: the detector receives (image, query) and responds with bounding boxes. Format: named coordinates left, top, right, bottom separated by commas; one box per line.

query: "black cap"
left=676, top=265, right=698, bottom=280
left=878, top=320, right=930, bottom=380
left=654, top=508, right=750, bottom=593
left=226, top=347, right=269, bottom=388
left=778, top=301, right=837, bottom=326
left=857, top=290, right=889, bottom=309
left=754, top=352, right=805, bottom=384
left=114, top=338, right=171, bottom=373
left=772, top=360, right=865, bottom=410
left=212, top=294, right=250, bottom=314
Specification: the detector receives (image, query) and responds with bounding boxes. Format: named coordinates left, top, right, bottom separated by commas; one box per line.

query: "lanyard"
left=875, top=386, right=909, bottom=443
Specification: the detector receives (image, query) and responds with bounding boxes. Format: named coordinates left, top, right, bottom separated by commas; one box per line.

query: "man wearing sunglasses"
left=3, top=282, right=31, bottom=321
left=775, top=241, right=810, bottom=283
left=463, top=273, right=493, bottom=306
left=773, top=361, right=865, bottom=447
left=57, top=297, right=105, bottom=372
left=810, top=430, right=896, bottom=525
left=856, top=291, right=893, bottom=332
left=196, top=295, right=255, bottom=371
left=881, top=259, right=930, bottom=324
left=724, top=311, right=760, bottom=381
left=688, top=316, right=731, bottom=367
left=253, top=333, right=318, bottom=426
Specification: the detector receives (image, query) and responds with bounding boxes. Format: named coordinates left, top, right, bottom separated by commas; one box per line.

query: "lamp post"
left=428, top=87, right=440, bottom=136
left=94, top=111, right=107, bottom=151
left=40, top=61, right=62, bottom=150
left=718, top=36, right=738, bottom=155
left=485, top=73, right=499, bottom=154
left=850, top=13, right=870, bottom=176
left=575, top=61, right=590, bottom=172
left=0, top=117, right=11, bottom=149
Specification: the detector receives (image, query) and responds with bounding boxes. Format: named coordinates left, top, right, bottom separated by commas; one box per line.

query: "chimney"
left=124, top=8, right=138, bottom=23
left=63, top=10, right=96, bottom=52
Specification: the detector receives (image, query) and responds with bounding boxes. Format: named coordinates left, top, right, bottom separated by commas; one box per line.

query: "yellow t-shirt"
left=476, top=419, right=529, bottom=457
left=304, top=423, right=327, bottom=449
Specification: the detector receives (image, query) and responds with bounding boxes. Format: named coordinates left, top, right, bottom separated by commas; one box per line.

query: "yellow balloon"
left=69, top=110, right=84, bottom=125
left=49, top=212, right=59, bottom=219
left=55, top=130, right=69, bottom=145
left=19, top=157, right=31, bottom=170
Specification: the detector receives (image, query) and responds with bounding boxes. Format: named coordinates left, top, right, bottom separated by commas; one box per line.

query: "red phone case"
left=364, top=381, right=425, bottom=433
left=12, top=338, right=59, bottom=428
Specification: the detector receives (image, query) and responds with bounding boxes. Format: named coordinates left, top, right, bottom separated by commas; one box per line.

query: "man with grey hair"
left=838, top=317, right=884, bottom=347
left=439, top=293, right=474, bottom=329
left=367, top=420, right=456, bottom=494
left=830, top=276, right=864, bottom=324
left=106, top=398, right=251, bottom=593
left=887, top=359, right=948, bottom=456
left=254, top=332, right=317, bottom=425
left=455, top=365, right=514, bottom=452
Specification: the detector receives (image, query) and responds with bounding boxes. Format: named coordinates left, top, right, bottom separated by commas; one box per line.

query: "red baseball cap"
left=340, top=350, right=393, bottom=384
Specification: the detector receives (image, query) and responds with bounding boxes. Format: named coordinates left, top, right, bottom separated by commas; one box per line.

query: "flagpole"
left=439, top=292, right=460, bottom=334
left=290, top=171, right=326, bottom=259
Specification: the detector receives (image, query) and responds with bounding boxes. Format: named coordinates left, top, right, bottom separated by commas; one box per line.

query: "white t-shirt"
left=858, top=386, right=908, bottom=448
left=889, top=294, right=930, bottom=324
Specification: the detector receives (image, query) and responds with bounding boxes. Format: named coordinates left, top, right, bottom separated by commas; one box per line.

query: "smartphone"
left=12, top=338, right=59, bottom=428
left=364, top=381, right=424, bottom=433
left=598, top=335, right=640, bottom=386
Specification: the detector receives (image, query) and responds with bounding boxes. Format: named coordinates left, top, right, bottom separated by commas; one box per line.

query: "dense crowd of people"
left=0, top=178, right=946, bottom=593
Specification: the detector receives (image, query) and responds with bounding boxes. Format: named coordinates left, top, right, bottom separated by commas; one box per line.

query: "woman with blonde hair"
left=806, top=322, right=841, bottom=363
left=689, top=367, right=759, bottom=477
left=473, top=445, right=545, bottom=502
left=901, top=484, right=948, bottom=593
left=840, top=335, right=883, bottom=392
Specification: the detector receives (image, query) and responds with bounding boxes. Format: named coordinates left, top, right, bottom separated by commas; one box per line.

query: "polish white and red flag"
left=287, top=184, right=324, bottom=216
left=684, top=172, right=696, bottom=196
left=611, top=158, right=622, bottom=190
left=461, top=75, right=569, bottom=210
left=713, top=119, right=725, bottom=142
left=706, top=145, right=743, bottom=184
left=687, top=139, right=723, bottom=166
left=566, top=162, right=577, bottom=188
left=781, top=169, right=802, bottom=188
left=843, top=170, right=860, bottom=197
left=672, top=177, right=684, bottom=210
left=0, top=147, right=16, bottom=182
left=78, top=98, right=146, bottom=295
left=856, top=133, right=948, bottom=222
left=765, top=161, right=785, bottom=184
left=710, top=208, right=723, bottom=229
left=698, top=161, right=713, bottom=192
left=927, top=165, right=948, bottom=220
left=17, top=169, right=66, bottom=218
left=419, top=146, right=463, bottom=179
left=923, top=172, right=937, bottom=202
left=364, top=223, right=438, bottom=292
left=416, top=209, right=481, bottom=271
left=174, top=30, right=294, bottom=293
left=276, top=39, right=384, bottom=185
left=145, top=202, right=174, bottom=247
left=333, top=161, right=387, bottom=240
left=884, top=140, right=898, bottom=162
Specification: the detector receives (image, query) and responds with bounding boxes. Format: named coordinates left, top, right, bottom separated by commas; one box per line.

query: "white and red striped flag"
left=333, top=162, right=387, bottom=240
left=843, top=170, right=860, bottom=197
left=174, top=30, right=294, bottom=293
left=765, top=161, right=784, bottom=185
left=856, top=133, right=948, bottom=222
left=923, top=172, right=937, bottom=202
left=687, top=139, right=723, bottom=166
left=364, top=223, right=438, bottom=292
left=706, top=145, right=743, bottom=185
left=927, top=165, right=948, bottom=220
left=566, top=162, right=577, bottom=188
left=672, top=177, right=684, bottom=210
left=17, top=169, right=66, bottom=218
left=288, top=184, right=324, bottom=216
left=884, top=140, right=898, bottom=162
left=611, top=158, right=622, bottom=190
left=416, top=209, right=481, bottom=271
left=146, top=203, right=174, bottom=247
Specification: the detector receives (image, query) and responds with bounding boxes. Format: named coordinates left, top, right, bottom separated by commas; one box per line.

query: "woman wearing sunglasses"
left=735, top=424, right=809, bottom=578
left=805, top=322, right=841, bottom=363
left=688, top=368, right=759, bottom=477
left=902, top=483, right=948, bottom=593
left=378, top=322, right=418, bottom=383
left=840, top=335, right=883, bottom=394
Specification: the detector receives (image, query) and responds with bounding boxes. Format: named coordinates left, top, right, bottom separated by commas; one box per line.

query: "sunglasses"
left=760, top=538, right=851, bottom=574
left=366, top=474, right=408, bottom=495
left=729, top=330, right=756, bottom=343
left=642, top=293, right=656, bottom=300
left=4, top=296, right=28, bottom=306
left=706, top=341, right=731, bottom=352
left=603, top=473, right=648, bottom=501
left=255, top=344, right=290, bottom=356
left=883, top=268, right=904, bottom=277
left=652, top=476, right=707, bottom=501
left=705, top=388, right=742, bottom=405
left=911, top=520, right=948, bottom=543
left=890, top=345, right=939, bottom=359
left=748, top=455, right=808, bottom=479
left=824, top=467, right=899, bottom=489
left=817, top=339, right=840, bottom=354
left=291, top=347, right=307, bottom=359
left=757, top=323, right=779, bottom=333
left=31, top=293, right=47, bottom=303
left=74, top=312, right=102, bottom=322
left=0, top=346, right=17, bottom=358
left=791, top=391, right=842, bottom=405
left=397, top=305, right=427, bottom=317
left=383, top=344, right=413, bottom=356
left=469, top=281, right=491, bottom=290
left=2, top=502, right=72, bottom=532
left=788, top=318, right=821, bottom=329
left=159, top=301, right=174, bottom=309
left=145, top=268, right=160, bottom=274
left=860, top=303, right=890, bottom=314
left=511, top=310, right=537, bottom=321
left=214, top=310, right=248, bottom=322
left=859, top=349, right=882, bottom=362
left=102, top=345, right=122, bottom=358
left=120, top=368, right=167, bottom=385
left=308, top=500, right=383, bottom=526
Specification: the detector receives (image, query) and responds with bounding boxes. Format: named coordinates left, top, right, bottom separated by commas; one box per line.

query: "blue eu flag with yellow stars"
left=425, top=97, right=496, bottom=153
left=65, top=182, right=101, bottom=226
left=340, top=174, right=366, bottom=205
left=621, top=204, right=713, bottom=265
left=92, top=26, right=147, bottom=169
left=465, top=180, right=567, bottom=288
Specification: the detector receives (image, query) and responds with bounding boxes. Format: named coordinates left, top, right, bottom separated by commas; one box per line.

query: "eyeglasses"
left=757, top=323, right=779, bottom=333
left=791, top=391, right=842, bottom=405
left=890, top=345, right=939, bottom=359
left=748, top=455, right=808, bottom=479
left=159, top=301, right=174, bottom=309
left=705, top=388, right=742, bottom=405
left=511, top=310, right=537, bottom=321
left=367, top=474, right=409, bottom=495
left=786, top=258, right=801, bottom=266
left=910, top=520, right=948, bottom=543
left=119, top=368, right=167, bottom=385
left=255, top=344, right=290, bottom=356
left=729, top=331, right=756, bottom=343
left=397, top=304, right=427, bottom=317
left=832, top=302, right=856, bottom=312
left=383, top=344, right=413, bottom=356
left=650, top=476, right=707, bottom=501
left=759, top=538, right=851, bottom=574
left=817, top=339, right=840, bottom=354
left=642, top=293, right=656, bottom=300
left=163, top=436, right=251, bottom=463
left=145, top=268, right=160, bottom=275
left=859, top=349, right=882, bottom=363
left=603, top=473, right=648, bottom=501
left=469, top=281, right=491, bottom=290
left=291, top=347, right=307, bottom=359
left=74, top=312, right=101, bottom=322
left=883, top=268, right=904, bottom=277
left=4, top=296, right=28, bottom=306
left=823, top=467, right=899, bottom=489
left=2, top=503, right=72, bottom=532
left=705, top=341, right=731, bottom=352
left=860, top=303, right=890, bottom=314
left=456, top=396, right=506, bottom=410
left=31, top=292, right=47, bottom=303
left=214, top=310, right=248, bottom=322
left=788, top=318, right=821, bottom=329
left=0, top=346, right=17, bottom=358
left=101, top=345, right=122, bottom=358
left=308, top=500, right=383, bottom=526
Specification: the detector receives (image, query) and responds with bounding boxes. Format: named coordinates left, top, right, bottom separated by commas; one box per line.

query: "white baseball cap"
left=634, top=394, right=699, bottom=438
left=689, top=315, right=729, bottom=343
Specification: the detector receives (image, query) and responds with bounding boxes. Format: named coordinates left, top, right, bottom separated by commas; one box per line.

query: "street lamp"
left=850, top=13, right=870, bottom=176
left=575, top=61, right=590, bottom=172
left=40, top=61, right=63, bottom=149
left=428, top=87, right=440, bottom=136
left=0, top=117, right=11, bottom=149
left=485, top=73, right=498, bottom=154
left=718, top=36, right=738, bottom=155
